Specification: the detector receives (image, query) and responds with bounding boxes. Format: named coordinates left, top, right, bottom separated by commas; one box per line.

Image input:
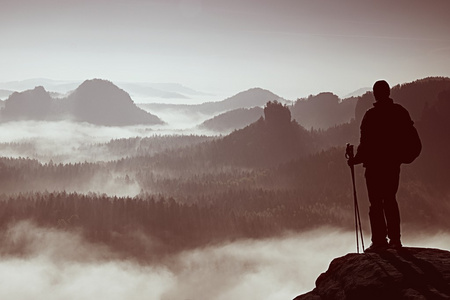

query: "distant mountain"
left=2, top=86, right=53, bottom=121
left=141, top=87, right=285, bottom=115
left=145, top=82, right=208, bottom=96
left=308, top=77, right=450, bottom=150
left=344, top=87, right=371, bottom=98
left=0, top=89, right=14, bottom=100
left=309, top=77, right=450, bottom=191
left=62, top=79, right=163, bottom=126
left=206, top=101, right=315, bottom=167
left=0, top=79, right=163, bottom=126
left=291, top=92, right=358, bottom=130
left=117, top=83, right=190, bottom=100
left=412, top=87, right=450, bottom=188
left=201, top=87, right=285, bottom=113
left=0, top=79, right=208, bottom=101
left=199, top=107, right=264, bottom=133
left=288, top=77, right=450, bottom=134
left=195, top=87, right=287, bottom=114
left=118, top=82, right=208, bottom=99
left=0, top=78, right=81, bottom=94
left=355, top=77, right=450, bottom=123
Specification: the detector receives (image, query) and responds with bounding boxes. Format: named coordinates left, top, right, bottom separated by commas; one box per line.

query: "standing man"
left=348, top=80, right=418, bottom=252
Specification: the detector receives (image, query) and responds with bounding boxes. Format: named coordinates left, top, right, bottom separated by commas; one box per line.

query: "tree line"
left=1, top=80, right=450, bottom=260
left=0, top=189, right=347, bottom=261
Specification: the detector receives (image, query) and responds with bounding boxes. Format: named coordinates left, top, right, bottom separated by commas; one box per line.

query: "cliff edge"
left=294, top=247, right=450, bottom=300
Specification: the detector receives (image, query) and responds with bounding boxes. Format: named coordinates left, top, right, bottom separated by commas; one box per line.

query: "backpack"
left=399, top=124, right=422, bottom=164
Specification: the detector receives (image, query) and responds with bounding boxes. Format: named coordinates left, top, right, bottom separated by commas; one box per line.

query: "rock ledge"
left=294, top=247, right=450, bottom=300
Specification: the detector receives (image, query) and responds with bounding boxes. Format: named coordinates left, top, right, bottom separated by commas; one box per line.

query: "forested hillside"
left=1, top=77, right=449, bottom=260
left=199, top=107, right=263, bottom=133
left=355, top=77, right=450, bottom=123
left=291, top=93, right=357, bottom=130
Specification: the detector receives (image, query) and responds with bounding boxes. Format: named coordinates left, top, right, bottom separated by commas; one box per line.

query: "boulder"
left=294, top=247, right=450, bottom=300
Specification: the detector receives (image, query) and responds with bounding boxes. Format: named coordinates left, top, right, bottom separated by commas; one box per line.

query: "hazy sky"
left=1, top=0, right=450, bottom=99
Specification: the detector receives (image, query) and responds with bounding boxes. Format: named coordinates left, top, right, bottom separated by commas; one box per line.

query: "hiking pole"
left=345, top=144, right=365, bottom=253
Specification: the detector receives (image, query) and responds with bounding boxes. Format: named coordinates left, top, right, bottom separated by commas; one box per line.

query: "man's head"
left=373, top=80, right=390, bottom=101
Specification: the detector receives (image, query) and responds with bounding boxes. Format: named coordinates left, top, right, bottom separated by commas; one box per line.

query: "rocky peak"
left=294, top=247, right=450, bottom=300
left=3, top=86, right=53, bottom=120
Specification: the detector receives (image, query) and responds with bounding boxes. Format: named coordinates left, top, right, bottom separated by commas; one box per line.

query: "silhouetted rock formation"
left=3, top=86, right=53, bottom=120
left=210, top=101, right=315, bottom=167
left=294, top=247, right=450, bottom=300
left=64, top=79, right=163, bottom=126
left=0, top=79, right=163, bottom=126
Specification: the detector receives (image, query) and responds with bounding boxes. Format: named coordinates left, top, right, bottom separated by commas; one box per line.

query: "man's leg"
left=365, top=168, right=388, bottom=245
left=383, top=167, right=401, bottom=244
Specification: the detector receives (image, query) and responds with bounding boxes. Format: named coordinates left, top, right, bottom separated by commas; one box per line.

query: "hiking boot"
left=364, top=242, right=388, bottom=253
left=389, top=240, right=403, bottom=250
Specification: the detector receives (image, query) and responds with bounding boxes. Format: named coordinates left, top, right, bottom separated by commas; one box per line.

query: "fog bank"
left=2, top=222, right=448, bottom=300
left=0, top=223, right=353, bottom=300
left=0, top=120, right=215, bottom=163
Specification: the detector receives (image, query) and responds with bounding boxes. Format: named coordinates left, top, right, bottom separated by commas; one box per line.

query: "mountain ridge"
left=198, top=106, right=264, bottom=133
left=0, top=79, right=163, bottom=126
left=139, top=87, right=285, bottom=115
left=0, top=78, right=208, bottom=101
left=1, top=76, right=449, bottom=131
left=204, top=101, right=315, bottom=167
left=291, top=92, right=357, bottom=130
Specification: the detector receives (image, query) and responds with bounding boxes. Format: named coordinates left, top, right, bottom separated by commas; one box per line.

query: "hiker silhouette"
left=348, top=80, right=421, bottom=252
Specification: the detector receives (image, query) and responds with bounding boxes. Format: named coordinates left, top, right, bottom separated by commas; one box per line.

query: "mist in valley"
left=0, top=117, right=216, bottom=163
left=1, top=221, right=449, bottom=300
left=2, top=0, right=450, bottom=297
left=0, top=119, right=218, bottom=197
left=1, top=77, right=450, bottom=300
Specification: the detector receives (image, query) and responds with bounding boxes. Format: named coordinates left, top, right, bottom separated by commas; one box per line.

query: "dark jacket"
left=354, top=98, right=414, bottom=168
